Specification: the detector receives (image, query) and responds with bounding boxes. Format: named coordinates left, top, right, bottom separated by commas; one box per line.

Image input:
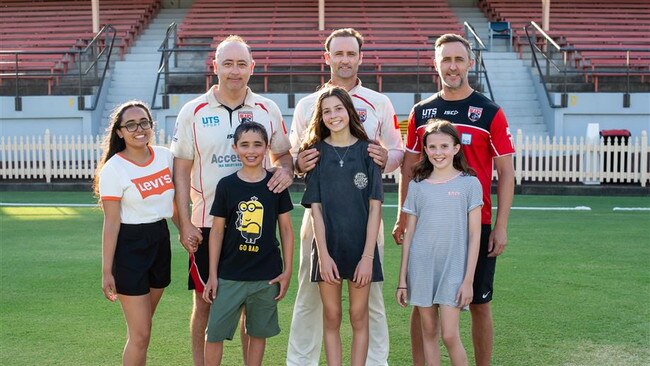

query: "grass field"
left=1, top=191, right=649, bottom=365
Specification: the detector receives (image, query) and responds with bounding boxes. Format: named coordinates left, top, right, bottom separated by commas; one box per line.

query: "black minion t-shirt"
left=210, top=171, right=293, bottom=281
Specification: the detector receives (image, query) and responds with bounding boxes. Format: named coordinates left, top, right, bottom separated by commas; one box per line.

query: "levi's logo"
left=131, top=168, right=174, bottom=199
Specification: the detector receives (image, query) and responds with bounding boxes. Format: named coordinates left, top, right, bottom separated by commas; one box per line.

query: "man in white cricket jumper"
left=287, top=28, right=404, bottom=366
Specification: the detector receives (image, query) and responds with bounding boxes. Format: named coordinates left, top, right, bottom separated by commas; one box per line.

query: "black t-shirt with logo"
left=210, top=171, right=293, bottom=281
left=301, top=139, right=384, bottom=282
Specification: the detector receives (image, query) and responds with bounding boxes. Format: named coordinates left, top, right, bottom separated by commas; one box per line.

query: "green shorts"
left=205, top=279, right=280, bottom=342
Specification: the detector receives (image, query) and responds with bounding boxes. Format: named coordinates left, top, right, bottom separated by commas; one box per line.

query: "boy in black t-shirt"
left=202, top=122, right=294, bottom=366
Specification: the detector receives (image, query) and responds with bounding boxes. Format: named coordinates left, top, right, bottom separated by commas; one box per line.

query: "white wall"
left=0, top=96, right=93, bottom=137
left=551, top=92, right=650, bottom=138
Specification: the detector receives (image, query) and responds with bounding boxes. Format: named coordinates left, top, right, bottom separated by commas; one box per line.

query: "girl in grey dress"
left=396, top=119, right=482, bottom=366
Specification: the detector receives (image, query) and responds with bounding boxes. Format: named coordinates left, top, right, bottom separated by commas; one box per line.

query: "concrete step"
left=489, top=86, right=537, bottom=95
left=501, top=106, right=543, bottom=116
left=133, top=40, right=162, bottom=48
left=510, top=117, right=547, bottom=125
left=110, top=79, right=160, bottom=87
left=122, top=53, right=160, bottom=62
left=113, top=62, right=159, bottom=71
left=494, top=93, right=538, bottom=101
left=146, top=24, right=173, bottom=30
left=489, top=76, right=533, bottom=84
left=106, top=94, right=152, bottom=103
left=484, top=58, right=524, bottom=66
left=482, top=52, right=519, bottom=60
left=498, top=98, right=541, bottom=108
left=110, top=78, right=157, bottom=87
left=108, top=87, right=152, bottom=96
left=486, top=66, right=528, bottom=75
left=129, top=49, right=163, bottom=56
left=510, top=116, right=545, bottom=124
left=138, top=34, right=165, bottom=41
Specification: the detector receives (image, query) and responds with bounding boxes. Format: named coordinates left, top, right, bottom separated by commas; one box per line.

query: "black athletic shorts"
left=472, top=224, right=496, bottom=304
left=113, top=219, right=171, bottom=296
left=187, top=227, right=211, bottom=292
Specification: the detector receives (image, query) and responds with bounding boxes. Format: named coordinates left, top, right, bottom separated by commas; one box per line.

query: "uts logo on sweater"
left=421, top=108, right=437, bottom=119
left=131, top=168, right=174, bottom=199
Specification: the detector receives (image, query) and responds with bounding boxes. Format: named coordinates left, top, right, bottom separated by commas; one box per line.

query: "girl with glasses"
left=93, top=100, right=182, bottom=365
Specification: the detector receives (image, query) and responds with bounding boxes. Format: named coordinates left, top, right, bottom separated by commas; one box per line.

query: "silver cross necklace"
left=331, top=143, right=352, bottom=168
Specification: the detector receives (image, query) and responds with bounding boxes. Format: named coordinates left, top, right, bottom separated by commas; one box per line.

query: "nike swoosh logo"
left=482, top=291, right=491, bottom=299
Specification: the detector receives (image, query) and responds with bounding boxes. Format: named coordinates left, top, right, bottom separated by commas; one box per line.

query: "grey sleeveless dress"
left=402, top=173, right=482, bottom=308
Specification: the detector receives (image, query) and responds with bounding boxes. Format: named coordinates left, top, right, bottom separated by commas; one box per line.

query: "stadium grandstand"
left=1, top=0, right=649, bottom=186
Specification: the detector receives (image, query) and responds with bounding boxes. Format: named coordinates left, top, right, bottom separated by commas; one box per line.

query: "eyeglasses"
left=119, top=120, right=154, bottom=132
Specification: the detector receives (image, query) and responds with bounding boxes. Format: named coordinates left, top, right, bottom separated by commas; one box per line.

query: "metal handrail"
left=78, top=25, right=117, bottom=110
left=525, top=22, right=566, bottom=108
left=525, top=21, right=642, bottom=107
left=0, top=24, right=116, bottom=111
left=151, top=22, right=177, bottom=109
left=463, top=21, right=495, bottom=101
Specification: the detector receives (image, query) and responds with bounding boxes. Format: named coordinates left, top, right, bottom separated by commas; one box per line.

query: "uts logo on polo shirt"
left=131, top=167, right=174, bottom=199
left=202, top=115, right=220, bottom=127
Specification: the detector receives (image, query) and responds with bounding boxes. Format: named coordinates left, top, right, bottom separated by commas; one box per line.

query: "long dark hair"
left=92, top=100, right=154, bottom=199
left=300, top=86, right=368, bottom=152
left=412, top=119, right=475, bottom=182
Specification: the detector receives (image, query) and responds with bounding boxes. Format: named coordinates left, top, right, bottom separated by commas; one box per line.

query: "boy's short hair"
left=233, top=122, right=268, bottom=145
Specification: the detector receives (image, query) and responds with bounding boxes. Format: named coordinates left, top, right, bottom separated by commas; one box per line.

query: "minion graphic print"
left=209, top=171, right=294, bottom=280
left=237, top=197, right=264, bottom=249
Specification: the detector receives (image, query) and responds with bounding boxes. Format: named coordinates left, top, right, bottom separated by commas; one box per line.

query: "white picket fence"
left=1, top=129, right=648, bottom=187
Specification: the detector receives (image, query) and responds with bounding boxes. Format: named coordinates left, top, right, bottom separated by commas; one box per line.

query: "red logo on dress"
left=131, top=168, right=174, bottom=199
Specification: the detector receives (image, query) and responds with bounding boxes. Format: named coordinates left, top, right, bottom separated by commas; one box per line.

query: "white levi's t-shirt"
left=99, top=145, right=175, bottom=224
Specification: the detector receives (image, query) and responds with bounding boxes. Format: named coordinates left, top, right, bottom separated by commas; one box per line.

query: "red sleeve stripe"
left=281, top=119, right=288, bottom=134
left=490, top=145, right=516, bottom=157
left=192, top=122, right=207, bottom=227
left=193, top=102, right=208, bottom=116
left=101, top=196, right=121, bottom=201
left=351, top=94, right=376, bottom=111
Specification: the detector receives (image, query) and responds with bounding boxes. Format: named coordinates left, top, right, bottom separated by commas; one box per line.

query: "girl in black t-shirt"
left=300, top=86, right=383, bottom=366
